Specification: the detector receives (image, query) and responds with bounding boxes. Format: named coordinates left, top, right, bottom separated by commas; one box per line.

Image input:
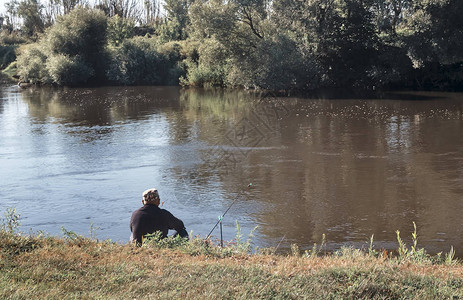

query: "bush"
left=45, top=7, right=108, bottom=82
left=2, top=61, right=18, bottom=79
left=106, top=37, right=162, bottom=85
left=16, top=43, right=51, bottom=84
left=46, top=54, right=94, bottom=85
left=0, top=31, right=28, bottom=45
left=227, top=34, right=317, bottom=90
left=107, top=15, right=134, bottom=47
left=107, top=36, right=182, bottom=85
left=182, top=38, right=229, bottom=87
left=16, top=7, right=109, bottom=85
left=0, top=45, right=17, bottom=69
left=45, top=7, right=107, bottom=60
left=158, top=41, right=190, bottom=84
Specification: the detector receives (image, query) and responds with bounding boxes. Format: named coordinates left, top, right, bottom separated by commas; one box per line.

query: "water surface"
left=1, top=85, right=462, bottom=255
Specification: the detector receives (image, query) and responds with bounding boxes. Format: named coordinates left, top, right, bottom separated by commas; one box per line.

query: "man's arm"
left=130, top=212, right=143, bottom=245
left=163, top=209, right=188, bottom=238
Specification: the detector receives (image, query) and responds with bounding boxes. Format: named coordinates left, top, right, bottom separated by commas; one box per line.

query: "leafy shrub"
left=46, top=54, right=94, bottom=85
left=107, top=36, right=182, bottom=85
left=16, top=43, right=51, bottom=84
left=107, top=15, right=135, bottom=47
left=2, top=61, right=18, bottom=80
left=106, top=37, right=162, bottom=85
left=182, top=38, right=229, bottom=87
left=227, top=34, right=317, bottom=90
left=45, top=7, right=108, bottom=82
left=157, top=41, right=187, bottom=85
left=0, top=31, right=28, bottom=45
left=16, top=7, right=109, bottom=85
left=0, top=45, right=17, bottom=69
left=45, top=7, right=107, bottom=60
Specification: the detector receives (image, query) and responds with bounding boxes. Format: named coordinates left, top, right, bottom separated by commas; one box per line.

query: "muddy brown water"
left=1, top=85, right=462, bottom=255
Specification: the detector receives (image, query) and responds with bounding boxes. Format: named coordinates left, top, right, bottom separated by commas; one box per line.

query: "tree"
left=45, top=7, right=108, bottom=75
left=188, top=0, right=316, bottom=90
left=143, top=0, right=160, bottom=25
left=94, top=0, right=141, bottom=21
left=17, top=7, right=108, bottom=84
left=159, top=0, right=190, bottom=41
left=17, top=0, right=45, bottom=38
left=399, top=0, right=463, bottom=89
left=5, top=0, right=21, bottom=30
left=371, top=0, right=412, bottom=37
left=107, top=14, right=134, bottom=46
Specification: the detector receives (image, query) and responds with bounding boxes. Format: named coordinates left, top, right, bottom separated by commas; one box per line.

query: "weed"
left=290, top=243, right=300, bottom=257
left=89, top=222, right=100, bottom=240
left=396, top=229, right=408, bottom=258
left=233, top=221, right=257, bottom=254
left=0, top=209, right=43, bottom=258
left=1, top=208, right=20, bottom=234
left=305, top=233, right=326, bottom=258
left=61, top=226, right=82, bottom=241
left=395, top=222, right=432, bottom=264
left=368, top=234, right=378, bottom=257
left=446, top=246, right=457, bottom=266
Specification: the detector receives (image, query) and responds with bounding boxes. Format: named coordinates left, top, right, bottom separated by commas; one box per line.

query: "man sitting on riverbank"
left=130, top=188, right=188, bottom=246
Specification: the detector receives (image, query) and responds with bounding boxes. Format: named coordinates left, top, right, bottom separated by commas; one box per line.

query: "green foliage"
left=396, top=222, right=433, bottom=264
left=232, top=221, right=257, bottom=254
left=7, top=0, right=463, bottom=90
left=0, top=45, right=17, bottom=69
left=142, top=221, right=257, bottom=257
left=368, top=234, right=378, bottom=257
left=187, top=0, right=318, bottom=90
left=16, top=0, right=45, bottom=39
left=16, top=7, right=108, bottom=85
left=107, top=15, right=134, bottom=47
left=1, top=208, right=21, bottom=234
left=0, top=31, right=28, bottom=45
left=16, top=43, right=51, bottom=83
left=89, top=222, right=100, bottom=240
left=0, top=208, right=44, bottom=258
left=1, top=61, right=18, bottom=80
left=143, top=232, right=233, bottom=257
left=61, top=226, right=82, bottom=240
left=160, top=0, right=190, bottom=41
left=46, top=53, right=94, bottom=85
left=45, top=7, right=107, bottom=59
left=290, top=243, right=300, bottom=257
left=181, top=38, right=229, bottom=87
left=227, top=33, right=318, bottom=90
left=107, top=36, right=186, bottom=85
left=106, top=36, right=163, bottom=85
left=446, top=246, right=456, bottom=266
left=305, top=233, right=326, bottom=258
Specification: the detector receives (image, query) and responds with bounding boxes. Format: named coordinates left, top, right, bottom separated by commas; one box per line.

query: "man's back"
left=130, top=204, right=185, bottom=245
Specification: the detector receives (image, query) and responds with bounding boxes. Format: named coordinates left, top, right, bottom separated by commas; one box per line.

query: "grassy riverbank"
left=2, top=228, right=463, bottom=299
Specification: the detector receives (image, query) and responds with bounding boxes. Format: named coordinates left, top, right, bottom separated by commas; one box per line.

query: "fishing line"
left=205, top=183, right=253, bottom=240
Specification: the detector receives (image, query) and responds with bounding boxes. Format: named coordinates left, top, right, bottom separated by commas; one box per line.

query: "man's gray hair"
left=142, top=188, right=159, bottom=201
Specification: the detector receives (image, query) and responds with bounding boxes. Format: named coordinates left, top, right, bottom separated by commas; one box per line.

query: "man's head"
left=142, top=188, right=160, bottom=206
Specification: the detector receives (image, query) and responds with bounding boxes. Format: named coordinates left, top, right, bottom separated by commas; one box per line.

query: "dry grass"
left=1, top=232, right=463, bottom=299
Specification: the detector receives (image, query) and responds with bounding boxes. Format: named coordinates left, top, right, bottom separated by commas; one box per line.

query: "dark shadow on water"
left=273, top=87, right=454, bottom=101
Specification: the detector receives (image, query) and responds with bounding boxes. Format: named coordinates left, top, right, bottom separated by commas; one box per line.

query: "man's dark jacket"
left=130, top=204, right=185, bottom=244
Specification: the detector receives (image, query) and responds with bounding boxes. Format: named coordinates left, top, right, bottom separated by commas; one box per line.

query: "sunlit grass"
left=1, top=208, right=463, bottom=299
left=1, top=61, right=18, bottom=82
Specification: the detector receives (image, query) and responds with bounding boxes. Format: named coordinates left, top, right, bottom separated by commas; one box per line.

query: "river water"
left=1, top=85, right=462, bottom=255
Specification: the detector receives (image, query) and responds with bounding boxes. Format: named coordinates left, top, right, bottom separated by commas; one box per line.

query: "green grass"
left=1, top=209, right=463, bottom=299
left=1, top=61, right=18, bottom=84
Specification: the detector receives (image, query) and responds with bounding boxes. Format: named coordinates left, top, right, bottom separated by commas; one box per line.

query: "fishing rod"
left=205, top=183, right=253, bottom=241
